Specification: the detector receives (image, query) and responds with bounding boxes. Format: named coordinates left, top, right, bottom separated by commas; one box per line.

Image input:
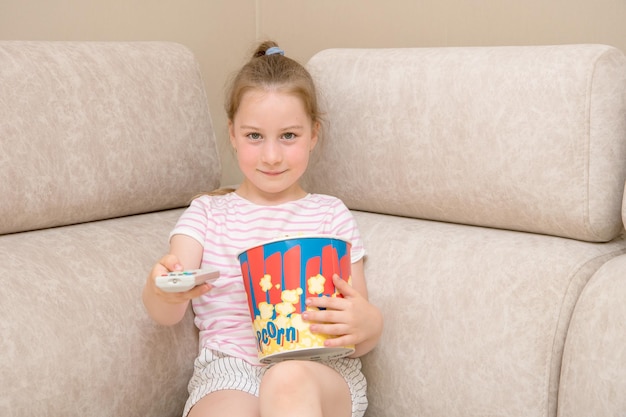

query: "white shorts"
left=183, top=348, right=368, bottom=417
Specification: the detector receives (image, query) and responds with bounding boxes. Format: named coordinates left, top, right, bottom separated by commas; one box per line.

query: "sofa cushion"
left=0, top=210, right=198, bottom=416
left=0, top=41, right=220, bottom=235
left=351, top=210, right=626, bottom=417
left=304, top=45, right=626, bottom=242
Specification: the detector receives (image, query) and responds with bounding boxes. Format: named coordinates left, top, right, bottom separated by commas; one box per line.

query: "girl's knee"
left=261, top=361, right=316, bottom=393
left=260, top=361, right=326, bottom=415
left=259, top=360, right=351, bottom=417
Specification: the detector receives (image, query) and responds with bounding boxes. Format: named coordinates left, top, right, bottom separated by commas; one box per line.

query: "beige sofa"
left=2, top=41, right=626, bottom=417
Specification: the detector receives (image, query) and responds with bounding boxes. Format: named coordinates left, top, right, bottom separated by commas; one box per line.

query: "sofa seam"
left=548, top=246, right=626, bottom=417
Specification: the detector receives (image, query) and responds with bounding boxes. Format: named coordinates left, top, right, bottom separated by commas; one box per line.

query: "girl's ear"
left=228, top=120, right=237, bottom=150
left=310, top=121, right=320, bottom=151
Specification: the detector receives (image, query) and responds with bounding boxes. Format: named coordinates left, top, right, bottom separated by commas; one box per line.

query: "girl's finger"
left=332, top=274, right=356, bottom=296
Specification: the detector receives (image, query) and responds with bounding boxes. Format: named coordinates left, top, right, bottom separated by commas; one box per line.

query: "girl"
left=142, top=41, right=383, bottom=417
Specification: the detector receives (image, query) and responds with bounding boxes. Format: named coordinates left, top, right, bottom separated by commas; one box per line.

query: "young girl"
left=142, top=41, right=383, bottom=417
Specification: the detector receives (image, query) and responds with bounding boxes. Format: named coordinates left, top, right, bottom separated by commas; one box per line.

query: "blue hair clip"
left=265, top=46, right=285, bottom=56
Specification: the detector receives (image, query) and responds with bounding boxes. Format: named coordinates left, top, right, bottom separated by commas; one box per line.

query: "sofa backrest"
left=0, top=41, right=220, bottom=235
left=303, top=44, right=626, bottom=242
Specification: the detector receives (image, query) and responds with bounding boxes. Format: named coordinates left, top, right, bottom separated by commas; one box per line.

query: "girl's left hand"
left=302, top=274, right=382, bottom=352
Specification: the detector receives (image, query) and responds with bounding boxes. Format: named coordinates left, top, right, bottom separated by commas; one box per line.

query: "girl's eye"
left=247, top=133, right=262, bottom=141
left=282, top=132, right=296, bottom=140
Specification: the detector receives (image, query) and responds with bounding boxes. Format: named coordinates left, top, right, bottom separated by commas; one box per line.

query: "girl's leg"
left=188, top=390, right=260, bottom=417
left=259, top=361, right=352, bottom=417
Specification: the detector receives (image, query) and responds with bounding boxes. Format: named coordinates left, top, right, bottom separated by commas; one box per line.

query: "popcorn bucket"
left=237, top=235, right=356, bottom=364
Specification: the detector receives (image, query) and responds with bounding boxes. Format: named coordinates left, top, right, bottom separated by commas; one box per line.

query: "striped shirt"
left=170, top=192, right=365, bottom=365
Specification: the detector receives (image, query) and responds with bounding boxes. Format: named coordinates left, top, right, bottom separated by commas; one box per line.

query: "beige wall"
left=258, top=0, right=626, bottom=65
left=3, top=0, right=626, bottom=186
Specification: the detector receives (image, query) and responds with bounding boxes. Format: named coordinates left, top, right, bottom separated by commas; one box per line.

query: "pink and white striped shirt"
left=170, top=192, right=365, bottom=365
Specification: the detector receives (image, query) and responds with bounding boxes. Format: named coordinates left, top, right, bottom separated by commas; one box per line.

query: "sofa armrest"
left=558, top=254, right=626, bottom=417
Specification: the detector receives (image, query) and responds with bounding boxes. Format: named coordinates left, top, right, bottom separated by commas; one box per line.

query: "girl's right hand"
left=143, top=235, right=206, bottom=325
left=147, top=253, right=212, bottom=304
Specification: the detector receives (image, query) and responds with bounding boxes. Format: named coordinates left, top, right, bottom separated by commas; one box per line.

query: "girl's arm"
left=142, top=234, right=208, bottom=326
left=303, top=258, right=384, bottom=358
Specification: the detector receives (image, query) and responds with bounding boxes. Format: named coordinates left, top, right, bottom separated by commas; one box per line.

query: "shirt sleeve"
left=329, top=198, right=366, bottom=263
left=169, top=195, right=210, bottom=247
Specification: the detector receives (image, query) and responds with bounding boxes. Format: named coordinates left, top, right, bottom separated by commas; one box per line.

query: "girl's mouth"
left=260, top=169, right=286, bottom=176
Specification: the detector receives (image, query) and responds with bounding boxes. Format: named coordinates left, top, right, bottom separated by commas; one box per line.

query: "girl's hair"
left=225, top=40, right=321, bottom=125
left=204, top=41, right=322, bottom=198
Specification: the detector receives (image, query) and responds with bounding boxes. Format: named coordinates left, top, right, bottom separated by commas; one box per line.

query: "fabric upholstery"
left=352, top=211, right=626, bottom=417
left=0, top=41, right=220, bottom=235
left=0, top=209, right=199, bottom=416
left=558, top=254, right=626, bottom=417
left=304, top=45, right=626, bottom=242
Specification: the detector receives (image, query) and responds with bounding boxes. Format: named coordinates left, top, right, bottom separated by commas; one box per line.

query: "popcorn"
left=275, top=301, right=296, bottom=316
left=258, top=302, right=274, bottom=320
left=259, top=274, right=273, bottom=292
left=281, top=288, right=302, bottom=304
left=238, top=236, right=355, bottom=362
left=307, top=274, right=326, bottom=295
left=251, top=272, right=353, bottom=360
left=290, top=312, right=309, bottom=331
left=273, top=314, right=290, bottom=329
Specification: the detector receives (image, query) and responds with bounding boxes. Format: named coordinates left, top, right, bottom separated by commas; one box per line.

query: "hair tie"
left=265, top=46, right=285, bottom=56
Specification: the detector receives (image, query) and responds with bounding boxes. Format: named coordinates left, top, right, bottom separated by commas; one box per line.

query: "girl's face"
left=229, top=89, right=319, bottom=205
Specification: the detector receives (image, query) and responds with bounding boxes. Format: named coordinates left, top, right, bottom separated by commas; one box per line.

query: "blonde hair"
left=225, top=40, right=322, bottom=127
left=205, top=41, right=322, bottom=197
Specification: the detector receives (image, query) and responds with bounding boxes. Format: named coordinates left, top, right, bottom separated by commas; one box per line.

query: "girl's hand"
left=143, top=235, right=206, bottom=326
left=147, top=253, right=212, bottom=304
left=302, top=274, right=383, bottom=355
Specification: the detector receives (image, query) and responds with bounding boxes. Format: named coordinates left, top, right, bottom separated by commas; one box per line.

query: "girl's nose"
left=261, top=139, right=282, bottom=164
